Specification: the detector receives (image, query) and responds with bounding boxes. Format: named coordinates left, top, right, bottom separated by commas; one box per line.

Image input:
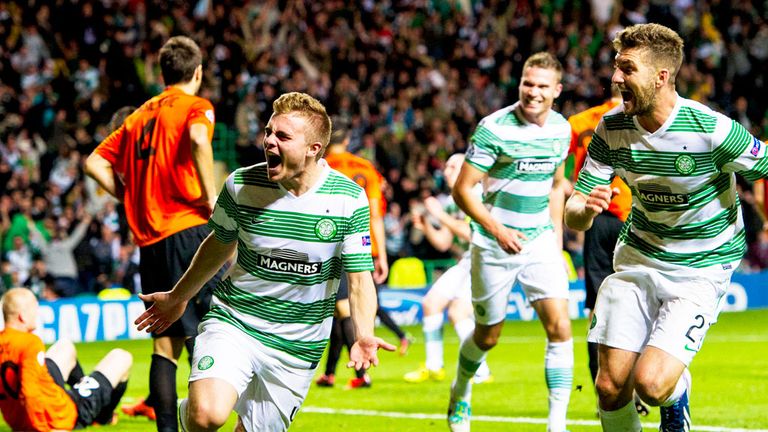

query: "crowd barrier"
left=5, top=271, right=765, bottom=344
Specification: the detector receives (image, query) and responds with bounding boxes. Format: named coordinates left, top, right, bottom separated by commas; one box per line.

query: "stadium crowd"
left=2, top=0, right=768, bottom=298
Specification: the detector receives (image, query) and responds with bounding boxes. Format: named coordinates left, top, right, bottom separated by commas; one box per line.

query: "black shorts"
left=140, top=224, right=227, bottom=337
left=336, top=272, right=349, bottom=301
left=583, top=212, right=624, bottom=310
left=47, top=359, right=113, bottom=428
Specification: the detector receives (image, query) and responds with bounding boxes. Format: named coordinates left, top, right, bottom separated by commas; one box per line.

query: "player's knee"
left=188, top=398, right=230, bottom=430
left=474, top=333, right=498, bottom=351
left=51, top=339, right=77, bottom=361
left=544, top=316, right=572, bottom=341
left=594, top=373, right=624, bottom=407
left=633, top=372, right=668, bottom=406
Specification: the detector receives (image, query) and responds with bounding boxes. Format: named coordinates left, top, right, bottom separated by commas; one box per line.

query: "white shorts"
left=428, top=255, right=472, bottom=303
left=189, top=320, right=316, bottom=432
left=587, top=265, right=731, bottom=366
left=471, top=230, right=569, bottom=325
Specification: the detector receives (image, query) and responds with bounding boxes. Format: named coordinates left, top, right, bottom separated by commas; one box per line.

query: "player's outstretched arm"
left=564, top=185, right=618, bottom=231
left=346, top=271, right=396, bottom=370
left=136, top=232, right=235, bottom=334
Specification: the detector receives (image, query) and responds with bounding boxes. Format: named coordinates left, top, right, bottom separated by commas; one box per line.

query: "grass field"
left=2, top=309, right=767, bottom=431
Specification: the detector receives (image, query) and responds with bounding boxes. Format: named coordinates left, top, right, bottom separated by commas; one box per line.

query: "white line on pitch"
left=301, top=406, right=768, bottom=432
left=491, top=335, right=768, bottom=344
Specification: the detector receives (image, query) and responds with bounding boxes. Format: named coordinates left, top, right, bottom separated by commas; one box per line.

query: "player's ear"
left=307, top=141, right=323, bottom=159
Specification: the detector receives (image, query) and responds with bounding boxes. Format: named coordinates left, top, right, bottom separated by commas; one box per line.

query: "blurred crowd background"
left=2, top=0, right=768, bottom=299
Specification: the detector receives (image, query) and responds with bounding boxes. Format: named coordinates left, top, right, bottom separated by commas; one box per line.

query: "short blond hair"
left=523, top=52, right=563, bottom=82
left=613, top=24, right=684, bottom=83
left=272, top=93, right=332, bottom=157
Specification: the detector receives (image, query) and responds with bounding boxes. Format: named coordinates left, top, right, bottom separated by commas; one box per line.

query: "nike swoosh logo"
left=251, top=217, right=274, bottom=225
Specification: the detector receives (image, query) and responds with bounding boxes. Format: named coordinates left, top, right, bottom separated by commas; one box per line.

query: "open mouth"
left=266, top=154, right=282, bottom=169
left=620, top=90, right=634, bottom=103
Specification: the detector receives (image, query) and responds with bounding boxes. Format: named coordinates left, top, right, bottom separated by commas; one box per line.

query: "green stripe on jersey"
left=712, top=120, right=753, bottom=169
left=208, top=219, right=237, bottom=243
left=235, top=207, right=348, bottom=242
left=485, top=190, right=549, bottom=214
left=317, top=171, right=365, bottom=198
left=620, top=227, right=746, bottom=267
left=342, top=253, right=375, bottom=272
left=574, top=171, right=612, bottom=195
left=472, top=221, right=553, bottom=243
left=667, top=106, right=717, bottom=133
left=630, top=204, right=739, bottom=240
left=603, top=113, right=636, bottom=131
left=214, top=277, right=335, bottom=325
left=233, top=165, right=279, bottom=189
left=204, top=306, right=328, bottom=364
left=473, top=126, right=568, bottom=159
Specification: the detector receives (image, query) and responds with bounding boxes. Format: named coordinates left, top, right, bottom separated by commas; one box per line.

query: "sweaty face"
left=263, top=113, right=311, bottom=183
left=518, top=66, right=562, bottom=124
left=612, top=48, right=658, bottom=117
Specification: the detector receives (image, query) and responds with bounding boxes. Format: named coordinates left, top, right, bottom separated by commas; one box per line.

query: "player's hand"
left=495, top=225, right=527, bottom=254
left=135, top=292, right=188, bottom=334
left=373, top=255, right=389, bottom=285
left=347, top=336, right=397, bottom=370
left=585, top=185, right=620, bottom=216
left=423, top=196, right=444, bottom=217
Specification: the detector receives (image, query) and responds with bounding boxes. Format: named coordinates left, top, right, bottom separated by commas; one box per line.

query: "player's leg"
left=595, top=345, right=642, bottom=431
left=531, top=297, right=573, bottom=432
left=448, top=246, right=513, bottom=432
left=183, top=320, right=254, bottom=431
left=91, top=348, right=133, bottom=425
left=589, top=269, right=659, bottom=431
left=45, top=339, right=78, bottom=380
left=404, top=283, right=452, bottom=382
left=634, top=271, right=729, bottom=431
left=518, top=231, right=573, bottom=432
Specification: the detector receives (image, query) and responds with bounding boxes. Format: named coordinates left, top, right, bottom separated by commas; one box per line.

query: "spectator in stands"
left=0, top=287, right=133, bottom=430
left=30, top=211, right=92, bottom=298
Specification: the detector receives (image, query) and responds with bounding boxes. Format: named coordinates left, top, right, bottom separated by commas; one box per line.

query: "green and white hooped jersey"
left=575, top=94, right=767, bottom=271
left=206, top=160, right=374, bottom=366
left=465, top=102, right=571, bottom=250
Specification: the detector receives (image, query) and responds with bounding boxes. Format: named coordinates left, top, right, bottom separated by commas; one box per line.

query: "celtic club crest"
left=315, top=218, right=337, bottom=240
left=674, top=154, right=696, bottom=175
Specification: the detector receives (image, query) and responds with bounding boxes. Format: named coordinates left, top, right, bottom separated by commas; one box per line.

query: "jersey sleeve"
left=465, top=122, right=501, bottom=173
left=574, top=123, right=615, bottom=195
left=19, top=338, right=53, bottom=432
left=208, top=174, right=239, bottom=243
left=342, top=189, right=375, bottom=273
left=93, top=124, right=126, bottom=166
left=188, top=98, right=215, bottom=141
left=712, top=117, right=768, bottom=180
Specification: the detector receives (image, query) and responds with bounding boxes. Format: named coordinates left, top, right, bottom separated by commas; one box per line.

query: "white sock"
left=422, top=314, right=444, bottom=371
left=599, top=400, right=642, bottom=432
left=451, top=334, right=486, bottom=402
left=545, top=339, right=573, bottom=432
left=453, top=318, right=474, bottom=343
left=178, top=398, right=189, bottom=432
left=662, top=368, right=691, bottom=407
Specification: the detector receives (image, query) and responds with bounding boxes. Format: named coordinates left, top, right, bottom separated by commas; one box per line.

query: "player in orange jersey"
left=85, top=36, right=226, bottom=432
left=315, top=125, right=407, bottom=389
left=568, top=89, right=648, bottom=416
left=0, top=288, right=132, bottom=431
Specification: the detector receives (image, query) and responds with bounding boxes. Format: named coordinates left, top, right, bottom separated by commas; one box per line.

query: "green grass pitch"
left=2, top=310, right=766, bottom=431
